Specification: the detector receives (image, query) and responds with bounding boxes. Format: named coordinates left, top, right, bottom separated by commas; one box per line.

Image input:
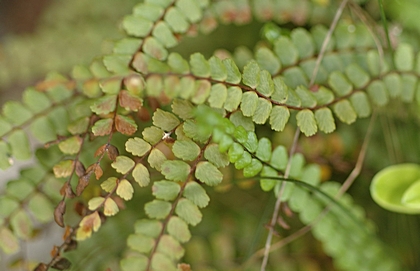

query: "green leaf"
left=234, top=151, right=252, bottom=170
left=134, top=219, right=163, bottom=237
left=350, top=91, right=371, bottom=118
left=383, top=73, right=401, bottom=98
left=76, top=211, right=101, bottom=240
left=0, top=117, right=12, bottom=137
left=99, top=78, right=121, bottom=95
left=314, top=108, right=336, bottom=133
left=168, top=53, right=189, bottom=74
left=401, top=180, right=420, bottom=208
left=190, top=53, right=210, bottom=77
left=175, top=198, right=202, bottom=226
left=164, top=7, right=190, bottom=33
left=112, top=156, right=135, bottom=174
left=127, top=234, right=155, bottom=254
left=104, top=198, right=119, bottom=216
left=172, top=99, right=195, bottom=120
left=230, top=111, right=254, bottom=132
left=0, top=196, right=19, bottom=218
left=274, top=37, right=298, bottom=66
left=328, top=71, right=352, bottom=96
left=143, top=37, right=168, bottom=60
left=152, top=180, right=181, bottom=201
left=191, top=80, right=211, bottom=104
left=11, top=210, right=32, bottom=239
left=167, top=216, right=191, bottom=243
left=260, top=166, right=278, bottom=191
left=256, top=138, right=272, bottom=162
left=296, top=109, right=317, bottom=136
left=284, top=71, right=307, bottom=97
left=257, top=70, right=275, bottom=97
left=271, top=77, right=288, bottom=103
left=103, top=54, right=131, bottom=74
left=183, top=182, right=210, bottom=209
left=172, top=139, right=200, bottom=161
left=252, top=98, right=272, bottom=124
left=256, top=47, right=280, bottom=74
left=23, top=88, right=51, bottom=114
left=126, top=138, right=151, bottom=157
left=67, top=117, right=89, bottom=136
left=195, top=161, right=223, bottom=186
left=143, top=126, right=164, bottom=145
left=2, top=101, right=33, bottom=126
left=122, top=15, right=153, bottom=37
left=148, top=148, right=167, bottom=171
left=145, top=200, right=172, bottom=219
left=209, top=56, right=227, bottom=81
left=224, top=86, right=243, bottom=112
left=312, top=86, right=334, bottom=105
left=269, top=106, right=290, bottom=132
left=101, top=177, right=117, bottom=192
left=208, top=84, right=227, bottom=109
left=223, top=58, right=241, bottom=84
left=88, top=197, right=105, bottom=211
left=395, top=43, right=414, bottom=71
left=113, top=38, right=142, bottom=55
left=371, top=164, right=420, bottom=214
left=6, top=180, right=34, bottom=200
left=90, top=95, right=117, bottom=115
left=367, top=80, right=388, bottom=106
left=151, top=253, right=177, bottom=271
left=291, top=28, right=315, bottom=59
left=117, top=179, right=134, bottom=200
left=9, top=129, right=31, bottom=160
left=295, top=86, right=317, bottom=108
left=204, top=144, right=229, bottom=168
left=242, top=60, right=260, bottom=88
left=333, top=100, right=357, bottom=124
left=134, top=2, right=165, bottom=19
left=243, top=159, right=263, bottom=177
left=176, top=0, right=202, bottom=23
left=58, top=136, right=82, bottom=155
left=28, top=193, right=53, bottom=223
left=161, top=160, right=191, bottom=181
left=146, top=75, right=163, bottom=97
left=345, top=63, right=370, bottom=89
left=153, top=21, right=178, bottom=48
left=240, top=92, right=258, bottom=117
left=48, top=107, right=69, bottom=135
left=121, top=255, right=148, bottom=271
left=401, top=74, right=417, bottom=102
left=132, top=164, right=150, bottom=187
left=0, top=227, right=19, bottom=254
left=270, top=145, right=288, bottom=171
left=153, top=109, right=180, bottom=131
left=157, top=235, right=184, bottom=260
left=228, top=143, right=244, bottom=163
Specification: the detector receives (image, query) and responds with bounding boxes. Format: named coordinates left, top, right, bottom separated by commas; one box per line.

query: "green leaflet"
left=345, top=63, right=370, bottom=89
left=243, top=159, right=263, bottom=177
left=183, top=182, right=210, bottom=208
left=167, top=216, right=191, bottom=243
left=208, top=84, right=227, bottom=109
left=296, top=109, right=317, bottom=136
left=112, top=156, right=135, bottom=174
left=209, top=56, right=227, bottom=81
left=367, top=80, right=388, bottom=106
left=175, top=198, right=202, bottom=226
left=269, top=106, right=290, bottom=132
left=172, top=99, right=195, bottom=120
left=240, top=92, right=258, bottom=117
left=164, top=7, right=190, bottom=33
left=395, top=43, right=414, bottom=71
left=8, top=130, right=31, bottom=160
left=2, top=101, right=33, bottom=126
left=0, top=227, right=19, bottom=254
left=256, top=70, right=275, bottom=97
left=58, top=136, right=82, bottom=155
left=0, top=117, right=12, bottom=137
left=176, top=0, right=203, bottom=23
left=291, top=28, right=315, bottom=59
left=103, top=54, right=131, bottom=75
left=161, top=160, right=191, bottom=181
left=190, top=53, right=210, bottom=77
left=135, top=219, right=163, bottom=238
left=11, top=210, right=32, bottom=240
left=295, top=86, right=316, bottom=108
left=157, top=234, right=185, bottom=260
left=270, top=145, right=288, bottom=171
left=224, top=86, right=242, bottom=112
left=274, top=36, right=299, bottom=66
left=132, top=164, right=150, bottom=187
left=252, top=98, right=272, bottom=124
left=144, top=37, right=168, bottom=60
left=242, top=60, right=260, bottom=88
left=92, top=118, right=113, bottom=136
left=328, top=71, right=352, bottom=96
left=23, top=87, right=51, bottom=114
left=152, top=181, right=181, bottom=201
left=383, top=73, right=401, bottom=98
left=256, top=47, right=281, bottom=74
left=145, top=200, right=172, bottom=219
left=127, top=233, right=155, bottom=254
left=151, top=253, right=177, bottom=271
left=172, top=139, right=200, bottom=161
left=333, top=100, right=357, bottom=124
left=126, top=137, right=152, bottom=157
left=230, top=111, right=254, bottom=132
left=153, top=21, right=178, bottom=48
left=401, top=74, right=417, bottom=102
left=204, top=144, right=229, bottom=168
left=153, top=109, right=180, bottom=131
left=223, top=58, right=242, bottom=84
left=143, top=126, right=164, bottom=145
left=195, top=161, right=223, bottom=186
left=314, top=108, right=336, bottom=134
left=122, top=15, right=153, bottom=37
left=168, top=53, right=190, bottom=74
left=283, top=67, right=308, bottom=89
left=191, top=80, right=211, bottom=105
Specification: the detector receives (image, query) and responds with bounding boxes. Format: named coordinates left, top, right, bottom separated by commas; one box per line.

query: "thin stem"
left=309, top=0, right=350, bottom=87
left=378, top=0, right=395, bottom=69
left=260, top=128, right=300, bottom=271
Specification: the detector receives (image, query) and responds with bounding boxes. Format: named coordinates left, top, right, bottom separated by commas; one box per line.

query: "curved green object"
left=370, top=163, right=420, bottom=214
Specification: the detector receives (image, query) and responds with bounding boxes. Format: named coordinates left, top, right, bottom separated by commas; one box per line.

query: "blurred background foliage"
left=1, top=0, right=420, bottom=270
